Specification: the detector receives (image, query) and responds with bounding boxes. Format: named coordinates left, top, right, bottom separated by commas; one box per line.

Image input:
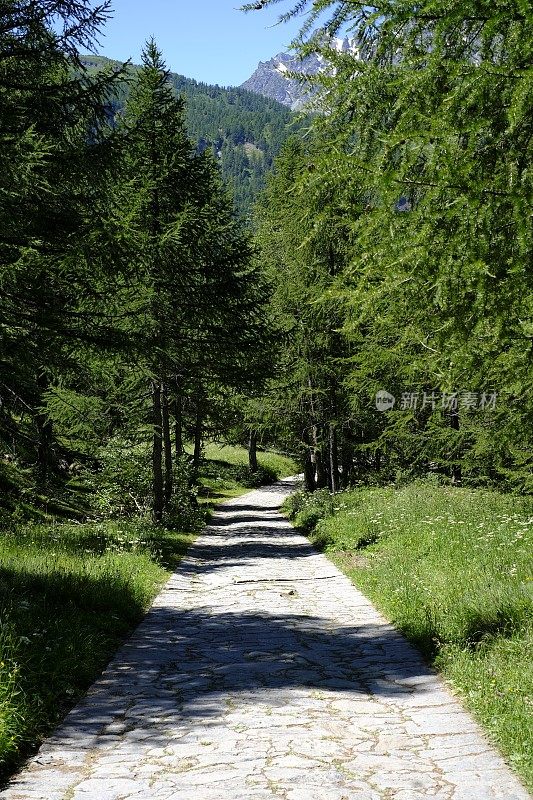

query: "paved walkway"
left=3, top=479, right=530, bottom=800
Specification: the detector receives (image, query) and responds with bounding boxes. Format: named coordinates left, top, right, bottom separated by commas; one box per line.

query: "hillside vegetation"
left=81, top=54, right=302, bottom=216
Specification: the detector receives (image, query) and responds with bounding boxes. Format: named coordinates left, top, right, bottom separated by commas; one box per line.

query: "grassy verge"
left=0, top=519, right=193, bottom=783
left=286, top=482, right=533, bottom=789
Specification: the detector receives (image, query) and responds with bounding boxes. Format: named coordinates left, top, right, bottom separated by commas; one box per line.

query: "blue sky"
left=93, top=1, right=304, bottom=87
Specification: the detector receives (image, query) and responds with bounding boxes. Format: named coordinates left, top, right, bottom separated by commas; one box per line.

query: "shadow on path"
left=52, top=600, right=435, bottom=750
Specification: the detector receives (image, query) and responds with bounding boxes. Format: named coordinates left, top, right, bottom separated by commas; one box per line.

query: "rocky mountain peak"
left=240, top=37, right=360, bottom=109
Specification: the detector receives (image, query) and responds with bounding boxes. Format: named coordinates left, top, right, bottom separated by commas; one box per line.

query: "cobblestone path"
left=3, top=479, right=530, bottom=800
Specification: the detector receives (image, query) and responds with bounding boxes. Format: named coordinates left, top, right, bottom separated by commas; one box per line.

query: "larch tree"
left=245, top=0, right=532, bottom=490
left=116, top=40, right=271, bottom=519
left=0, top=0, right=125, bottom=478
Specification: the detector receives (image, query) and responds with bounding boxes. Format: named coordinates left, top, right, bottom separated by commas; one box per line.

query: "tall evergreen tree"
left=0, top=0, right=124, bottom=479
left=254, top=138, right=356, bottom=490
left=116, top=40, right=270, bottom=518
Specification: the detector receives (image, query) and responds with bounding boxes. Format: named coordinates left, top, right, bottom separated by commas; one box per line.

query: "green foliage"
left=0, top=0, right=133, bottom=493
left=251, top=0, right=533, bottom=491
left=232, top=463, right=277, bottom=487
left=254, top=134, right=379, bottom=493
left=82, top=437, right=152, bottom=516
left=306, top=482, right=533, bottom=787
left=284, top=488, right=334, bottom=533
left=0, top=13, right=273, bottom=525
left=80, top=54, right=303, bottom=217
left=111, top=40, right=272, bottom=521
left=0, top=517, right=192, bottom=779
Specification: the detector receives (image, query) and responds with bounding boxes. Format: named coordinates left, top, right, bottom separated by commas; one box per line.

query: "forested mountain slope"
left=81, top=55, right=302, bottom=216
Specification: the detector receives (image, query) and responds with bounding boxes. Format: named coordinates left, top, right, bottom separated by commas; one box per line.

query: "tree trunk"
left=35, top=408, right=53, bottom=478
left=450, top=407, right=462, bottom=484
left=340, top=439, right=353, bottom=489
left=314, top=443, right=327, bottom=489
left=192, top=400, right=203, bottom=477
left=161, top=384, right=172, bottom=507
left=248, top=430, right=258, bottom=472
left=309, top=420, right=327, bottom=489
left=173, top=391, right=183, bottom=462
left=303, top=449, right=316, bottom=492
left=35, top=374, right=54, bottom=478
left=302, top=427, right=316, bottom=492
left=328, top=423, right=339, bottom=494
left=151, top=380, right=164, bottom=523
left=307, top=377, right=327, bottom=489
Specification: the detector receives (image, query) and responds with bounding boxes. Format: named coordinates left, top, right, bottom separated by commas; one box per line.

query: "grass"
left=0, top=518, right=193, bottom=783
left=201, top=442, right=298, bottom=477
left=286, top=482, right=533, bottom=789
left=0, top=441, right=296, bottom=782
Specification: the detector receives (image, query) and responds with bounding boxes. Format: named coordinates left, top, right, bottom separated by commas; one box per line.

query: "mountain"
left=81, top=56, right=303, bottom=216
left=240, top=37, right=360, bottom=109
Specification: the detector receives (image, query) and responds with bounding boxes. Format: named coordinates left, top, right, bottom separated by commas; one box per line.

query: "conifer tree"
left=0, top=0, right=124, bottom=477
left=116, top=40, right=270, bottom=518
left=254, top=138, right=355, bottom=490
left=247, top=0, right=532, bottom=489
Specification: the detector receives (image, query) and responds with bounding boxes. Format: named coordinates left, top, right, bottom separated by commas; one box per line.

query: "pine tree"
left=116, top=40, right=271, bottom=518
left=254, top=138, right=355, bottom=490
left=0, top=0, right=124, bottom=479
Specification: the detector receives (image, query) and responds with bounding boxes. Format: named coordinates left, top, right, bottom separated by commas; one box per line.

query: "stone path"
left=3, top=478, right=530, bottom=800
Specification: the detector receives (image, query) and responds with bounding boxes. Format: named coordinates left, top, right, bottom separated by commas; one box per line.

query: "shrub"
left=232, top=463, right=277, bottom=488
left=285, top=488, right=335, bottom=533
left=84, top=437, right=153, bottom=517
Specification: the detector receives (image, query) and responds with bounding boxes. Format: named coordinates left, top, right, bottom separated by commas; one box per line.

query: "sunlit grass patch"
left=0, top=519, right=192, bottom=782
left=287, top=482, right=533, bottom=789
left=202, top=442, right=298, bottom=476
left=195, top=442, right=299, bottom=507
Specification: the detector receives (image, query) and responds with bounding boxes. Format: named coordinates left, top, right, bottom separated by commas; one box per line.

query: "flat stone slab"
left=3, top=478, right=530, bottom=799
